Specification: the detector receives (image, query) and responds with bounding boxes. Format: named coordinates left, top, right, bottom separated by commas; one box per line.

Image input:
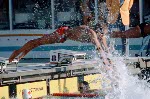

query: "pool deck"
left=0, top=59, right=99, bottom=85
left=0, top=57, right=150, bottom=85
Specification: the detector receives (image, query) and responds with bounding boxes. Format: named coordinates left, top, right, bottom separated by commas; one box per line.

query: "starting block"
left=0, top=57, right=18, bottom=73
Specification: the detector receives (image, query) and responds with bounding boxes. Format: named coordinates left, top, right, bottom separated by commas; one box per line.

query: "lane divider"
left=51, top=93, right=101, bottom=97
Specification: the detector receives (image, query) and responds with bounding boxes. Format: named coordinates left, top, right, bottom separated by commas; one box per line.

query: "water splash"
left=94, top=49, right=150, bottom=99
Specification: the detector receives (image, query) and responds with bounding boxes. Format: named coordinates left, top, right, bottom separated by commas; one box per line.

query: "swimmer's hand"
left=9, top=50, right=21, bottom=63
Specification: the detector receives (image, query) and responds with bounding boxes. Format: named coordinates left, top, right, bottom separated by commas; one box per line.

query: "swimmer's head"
left=78, top=81, right=90, bottom=93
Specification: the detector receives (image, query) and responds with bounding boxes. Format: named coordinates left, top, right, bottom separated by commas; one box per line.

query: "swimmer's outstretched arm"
left=9, top=32, right=60, bottom=62
left=110, top=24, right=150, bottom=38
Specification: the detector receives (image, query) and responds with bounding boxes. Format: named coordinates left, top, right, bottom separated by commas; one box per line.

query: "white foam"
left=94, top=49, right=150, bottom=99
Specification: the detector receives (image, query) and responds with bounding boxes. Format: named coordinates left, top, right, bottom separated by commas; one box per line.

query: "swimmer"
left=9, top=25, right=111, bottom=66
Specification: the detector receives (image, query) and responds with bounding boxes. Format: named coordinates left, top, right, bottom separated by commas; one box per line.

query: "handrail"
left=0, top=34, right=44, bottom=37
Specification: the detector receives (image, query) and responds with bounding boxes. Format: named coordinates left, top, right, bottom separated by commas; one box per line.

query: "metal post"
left=9, top=0, right=13, bottom=30
left=51, top=0, right=55, bottom=29
left=139, top=0, right=144, bottom=56
left=125, top=26, right=129, bottom=57
left=46, top=79, right=50, bottom=95
left=139, top=0, right=143, bottom=23
left=94, top=0, right=98, bottom=24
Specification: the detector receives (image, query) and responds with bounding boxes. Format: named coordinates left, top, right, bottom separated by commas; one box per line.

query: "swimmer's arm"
left=101, top=36, right=109, bottom=52
left=89, top=29, right=103, bottom=51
